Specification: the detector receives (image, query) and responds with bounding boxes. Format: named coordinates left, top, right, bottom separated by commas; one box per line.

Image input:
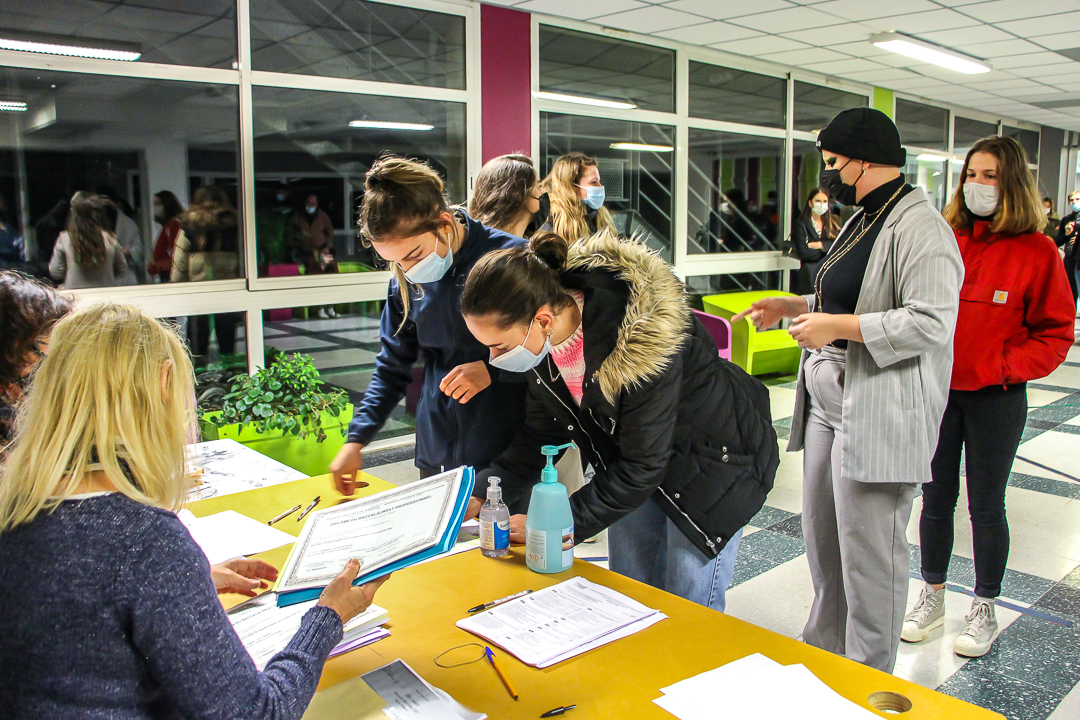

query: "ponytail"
left=461, top=231, right=572, bottom=329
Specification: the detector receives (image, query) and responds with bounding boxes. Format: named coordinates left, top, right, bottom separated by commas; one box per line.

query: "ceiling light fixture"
left=348, top=120, right=434, bottom=131
left=0, top=37, right=140, bottom=62
left=917, top=153, right=950, bottom=162
left=870, top=32, right=991, bottom=75
left=535, top=91, right=636, bottom=110
left=0, top=101, right=27, bottom=112
left=610, top=142, right=673, bottom=152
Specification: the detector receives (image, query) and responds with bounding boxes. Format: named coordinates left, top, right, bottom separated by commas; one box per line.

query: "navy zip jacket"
left=347, top=213, right=527, bottom=473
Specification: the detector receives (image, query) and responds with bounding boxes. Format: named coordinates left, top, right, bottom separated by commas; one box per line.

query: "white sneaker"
left=327, top=307, right=338, bottom=318
left=953, top=597, right=999, bottom=657
left=902, top=583, right=945, bottom=643
left=317, top=308, right=329, bottom=319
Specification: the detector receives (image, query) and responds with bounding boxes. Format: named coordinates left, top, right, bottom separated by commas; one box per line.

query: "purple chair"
left=692, top=309, right=732, bottom=362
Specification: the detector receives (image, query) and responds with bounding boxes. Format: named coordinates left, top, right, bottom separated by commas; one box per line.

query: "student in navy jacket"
left=330, top=156, right=527, bottom=491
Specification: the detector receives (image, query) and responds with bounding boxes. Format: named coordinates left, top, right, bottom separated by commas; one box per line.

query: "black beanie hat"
left=816, top=107, right=907, bottom=167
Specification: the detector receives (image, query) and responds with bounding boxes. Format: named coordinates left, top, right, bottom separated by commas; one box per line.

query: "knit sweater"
left=550, top=290, right=586, bottom=404
left=0, top=493, right=342, bottom=720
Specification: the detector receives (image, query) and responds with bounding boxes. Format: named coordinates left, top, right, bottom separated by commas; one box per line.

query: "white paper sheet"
left=186, top=439, right=307, bottom=500
left=276, top=468, right=465, bottom=593
left=177, top=509, right=295, bottom=565
left=455, top=576, right=663, bottom=667
left=362, top=660, right=485, bottom=720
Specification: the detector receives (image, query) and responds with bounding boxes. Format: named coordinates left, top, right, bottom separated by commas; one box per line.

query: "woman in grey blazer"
left=736, top=108, right=963, bottom=673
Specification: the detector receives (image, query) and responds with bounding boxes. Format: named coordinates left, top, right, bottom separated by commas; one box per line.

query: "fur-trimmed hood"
left=565, top=231, right=690, bottom=404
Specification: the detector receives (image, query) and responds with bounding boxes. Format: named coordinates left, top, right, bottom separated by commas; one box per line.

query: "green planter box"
left=200, top=405, right=354, bottom=478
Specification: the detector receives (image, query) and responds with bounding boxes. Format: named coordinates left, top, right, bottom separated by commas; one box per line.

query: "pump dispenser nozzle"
left=487, top=477, right=503, bottom=502
left=540, top=443, right=576, bottom=484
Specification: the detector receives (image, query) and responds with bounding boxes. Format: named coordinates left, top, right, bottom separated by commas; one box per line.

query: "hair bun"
left=528, top=231, right=569, bottom=271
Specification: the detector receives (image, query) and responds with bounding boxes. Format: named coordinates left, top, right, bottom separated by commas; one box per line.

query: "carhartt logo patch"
left=993, top=290, right=1008, bottom=304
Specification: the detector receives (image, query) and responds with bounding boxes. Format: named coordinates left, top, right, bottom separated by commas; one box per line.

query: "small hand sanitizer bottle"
left=480, top=477, right=511, bottom=558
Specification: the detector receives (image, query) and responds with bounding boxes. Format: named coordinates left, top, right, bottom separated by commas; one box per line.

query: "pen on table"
left=540, top=706, right=576, bottom=718
left=468, top=589, right=534, bottom=613
left=297, top=496, right=321, bottom=522
left=267, top=505, right=300, bottom=526
left=484, top=646, right=518, bottom=701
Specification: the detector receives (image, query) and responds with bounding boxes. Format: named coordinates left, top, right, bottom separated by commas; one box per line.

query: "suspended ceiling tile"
left=1030, top=32, right=1080, bottom=52
left=967, top=78, right=1057, bottom=92
left=954, top=0, right=1079, bottom=24
left=781, top=22, right=875, bottom=45
left=591, top=6, right=703, bottom=32
left=989, top=52, right=1076, bottom=70
left=931, top=0, right=987, bottom=5
left=836, top=67, right=922, bottom=82
left=725, top=5, right=839, bottom=33
left=800, top=57, right=896, bottom=74
left=662, top=0, right=798, bottom=21
left=760, top=47, right=852, bottom=65
left=996, top=14, right=1080, bottom=37
left=810, top=0, right=940, bottom=21
left=913, top=24, right=1014, bottom=46
left=955, top=38, right=1049, bottom=58
left=654, top=21, right=764, bottom=45
left=1049, top=81, right=1080, bottom=93
left=708, top=35, right=811, bottom=54
left=514, top=0, right=648, bottom=20
left=863, top=9, right=982, bottom=34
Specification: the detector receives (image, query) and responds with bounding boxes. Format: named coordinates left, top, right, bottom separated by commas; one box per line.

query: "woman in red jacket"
left=902, top=136, right=1074, bottom=657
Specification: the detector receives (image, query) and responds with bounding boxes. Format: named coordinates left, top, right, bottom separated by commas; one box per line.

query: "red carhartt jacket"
left=952, top=221, right=1074, bottom=391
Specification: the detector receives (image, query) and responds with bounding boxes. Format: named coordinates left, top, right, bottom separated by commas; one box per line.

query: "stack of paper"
left=186, top=439, right=307, bottom=500
left=177, top=509, right=295, bottom=565
left=456, top=576, right=666, bottom=668
left=361, top=660, right=486, bottom=720
left=654, top=653, right=882, bottom=720
left=228, top=592, right=390, bottom=670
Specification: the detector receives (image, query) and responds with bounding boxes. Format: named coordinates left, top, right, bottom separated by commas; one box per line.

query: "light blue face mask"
left=404, top=232, right=453, bottom=284
left=489, top=317, right=551, bottom=373
left=1072, top=201, right=1080, bottom=214
left=578, top=185, right=605, bottom=211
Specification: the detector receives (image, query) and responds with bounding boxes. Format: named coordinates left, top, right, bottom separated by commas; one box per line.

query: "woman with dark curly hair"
left=0, top=271, right=73, bottom=445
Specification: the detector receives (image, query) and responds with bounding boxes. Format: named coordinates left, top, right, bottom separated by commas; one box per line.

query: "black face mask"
left=820, top=158, right=864, bottom=206
left=526, top=192, right=550, bottom=235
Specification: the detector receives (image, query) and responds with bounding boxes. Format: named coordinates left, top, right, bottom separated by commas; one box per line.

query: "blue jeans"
left=608, top=496, right=743, bottom=612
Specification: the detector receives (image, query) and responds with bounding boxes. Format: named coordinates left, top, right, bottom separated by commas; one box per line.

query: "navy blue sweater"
left=347, top=213, right=528, bottom=473
left=0, top=493, right=342, bottom=719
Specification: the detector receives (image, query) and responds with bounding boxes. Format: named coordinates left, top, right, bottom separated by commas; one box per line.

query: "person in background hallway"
left=1043, top=196, right=1060, bottom=238
left=461, top=230, right=777, bottom=612
left=735, top=108, right=963, bottom=673
left=541, top=152, right=616, bottom=242
left=791, top=187, right=839, bottom=295
left=329, top=156, right=528, bottom=493
left=34, top=199, right=70, bottom=265
left=903, top=136, right=1074, bottom=657
left=297, top=193, right=338, bottom=318
left=0, top=303, right=386, bottom=718
left=173, top=186, right=243, bottom=362
left=148, top=191, right=185, bottom=283
left=0, top=271, right=72, bottom=447
left=1057, top=190, right=1080, bottom=308
left=96, top=185, right=143, bottom=285
left=469, top=154, right=547, bottom=240
left=49, top=192, right=127, bottom=289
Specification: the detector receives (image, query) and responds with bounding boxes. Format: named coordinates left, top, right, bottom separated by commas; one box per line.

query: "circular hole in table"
left=868, top=691, right=913, bottom=714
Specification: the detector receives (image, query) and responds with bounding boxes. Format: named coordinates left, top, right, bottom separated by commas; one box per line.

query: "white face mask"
left=488, top=317, right=551, bottom=373
left=1044, top=207, right=1051, bottom=216
left=963, top=183, right=998, bottom=217
left=811, top=201, right=828, bottom=216
left=403, top=231, right=453, bottom=284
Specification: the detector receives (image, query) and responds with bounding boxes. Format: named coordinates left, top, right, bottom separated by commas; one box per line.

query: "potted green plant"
left=200, top=353, right=354, bottom=477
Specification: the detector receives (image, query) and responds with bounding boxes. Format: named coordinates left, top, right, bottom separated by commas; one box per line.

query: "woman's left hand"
left=509, top=515, right=527, bottom=545
left=439, top=361, right=491, bottom=404
left=789, top=313, right=840, bottom=351
left=211, top=558, right=279, bottom=596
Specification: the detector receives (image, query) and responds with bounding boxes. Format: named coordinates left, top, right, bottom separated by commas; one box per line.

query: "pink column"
left=480, top=4, right=531, bottom=164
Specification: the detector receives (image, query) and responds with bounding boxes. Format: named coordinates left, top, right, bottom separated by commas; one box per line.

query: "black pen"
left=540, top=706, right=576, bottom=718
left=297, top=496, right=321, bottom=522
left=268, top=505, right=300, bottom=525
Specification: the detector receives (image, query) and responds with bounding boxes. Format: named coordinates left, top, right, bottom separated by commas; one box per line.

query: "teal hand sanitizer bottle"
left=525, top=443, right=576, bottom=574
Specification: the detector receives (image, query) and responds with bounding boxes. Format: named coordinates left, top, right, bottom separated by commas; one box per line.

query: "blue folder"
left=276, top=467, right=475, bottom=608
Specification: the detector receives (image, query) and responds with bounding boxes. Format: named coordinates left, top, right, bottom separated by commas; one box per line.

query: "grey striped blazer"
left=788, top=187, right=964, bottom=485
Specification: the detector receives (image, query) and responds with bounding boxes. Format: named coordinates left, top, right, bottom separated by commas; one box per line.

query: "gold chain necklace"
left=814, top=185, right=904, bottom=311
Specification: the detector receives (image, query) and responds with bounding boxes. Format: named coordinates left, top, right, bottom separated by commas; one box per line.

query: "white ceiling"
left=485, top=0, right=1080, bottom=133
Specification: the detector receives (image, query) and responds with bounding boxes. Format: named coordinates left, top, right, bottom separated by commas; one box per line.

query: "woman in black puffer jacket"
left=461, top=229, right=778, bottom=612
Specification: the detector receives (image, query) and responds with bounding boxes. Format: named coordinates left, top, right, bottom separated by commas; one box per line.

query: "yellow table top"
left=189, top=474, right=1004, bottom=720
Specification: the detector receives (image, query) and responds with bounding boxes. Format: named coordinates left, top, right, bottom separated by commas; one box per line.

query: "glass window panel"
left=903, top=156, right=948, bottom=212
left=540, top=112, right=674, bottom=262
left=895, top=98, right=948, bottom=151
left=251, top=87, right=466, bottom=277
left=250, top=1, right=465, bottom=88
left=1002, top=126, right=1040, bottom=164
left=0, top=0, right=236, bottom=68
left=181, top=312, right=248, bottom=411
left=686, top=272, right=784, bottom=305
left=0, top=68, right=240, bottom=288
left=539, top=26, right=674, bottom=114
left=793, top=81, right=867, bottom=133
left=262, top=301, right=420, bottom=445
left=953, top=116, right=998, bottom=158
left=689, top=62, right=785, bottom=129
left=687, top=129, right=784, bottom=255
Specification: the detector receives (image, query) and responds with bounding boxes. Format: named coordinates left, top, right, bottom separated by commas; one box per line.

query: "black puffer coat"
left=475, top=234, right=779, bottom=559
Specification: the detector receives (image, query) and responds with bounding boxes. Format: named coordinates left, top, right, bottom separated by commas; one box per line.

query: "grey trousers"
left=801, top=347, right=918, bottom=673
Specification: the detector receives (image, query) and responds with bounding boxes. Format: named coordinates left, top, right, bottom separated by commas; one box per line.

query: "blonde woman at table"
left=0, top=304, right=386, bottom=719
